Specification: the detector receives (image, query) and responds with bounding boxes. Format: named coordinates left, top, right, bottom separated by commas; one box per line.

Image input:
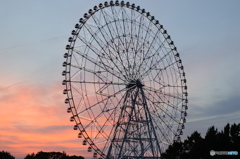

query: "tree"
left=24, top=151, right=84, bottom=159
left=65, top=155, right=84, bottom=159
left=183, top=131, right=204, bottom=158
left=162, top=123, right=240, bottom=159
left=204, top=126, right=219, bottom=150
left=24, top=153, right=35, bottom=159
left=0, top=151, right=15, bottom=159
left=35, top=151, right=67, bottom=159
left=161, top=141, right=184, bottom=159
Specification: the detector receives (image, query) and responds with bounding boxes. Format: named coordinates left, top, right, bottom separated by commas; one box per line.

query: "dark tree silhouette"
left=184, top=131, right=204, bottom=158
left=0, top=151, right=15, bottom=159
left=230, top=123, right=240, bottom=150
left=162, top=141, right=184, bottom=159
left=203, top=125, right=219, bottom=155
left=24, top=151, right=84, bottom=159
left=35, top=151, right=66, bottom=159
left=162, top=123, right=240, bottom=159
left=24, top=153, right=35, bottom=159
left=65, top=155, right=84, bottom=159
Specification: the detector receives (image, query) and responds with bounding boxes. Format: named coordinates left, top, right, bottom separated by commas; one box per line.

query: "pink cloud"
left=0, top=83, right=94, bottom=158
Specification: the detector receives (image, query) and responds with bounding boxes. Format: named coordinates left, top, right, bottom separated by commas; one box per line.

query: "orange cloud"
left=0, top=83, right=94, bottom=159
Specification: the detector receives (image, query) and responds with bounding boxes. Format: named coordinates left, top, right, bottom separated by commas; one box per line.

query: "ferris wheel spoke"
left=146, top=100, right=179, bottom=135
left=144, top=39, right=167, bottom=63
left=82, top=23, right=131, bottom=81
left=136, top=29, right=161, bottom=71
left=84, top=21, right=113, bottom=50
left=127, top=11, right=143, bottom=74
left=143, top=86, right=183, bottom=101
left=70, top=64, right=114, bottom=83
left=111, top=7, right=129, bottom=47
left=131, top=17, right=153, bottom=80
left=157, top=57, right=178, bottom=73
left=150, top=115, right=175, bottom=144
left=77, top=95, right=124, bottom=139
left=101, top=9, right=132, bottom=79
left=144, top=91, right=183, bottom=116
left=148, top=110, right=173, bottom=144
left=70, top=80, right=127, bottom=85
left=70, top=82, right=85, bottom=95
left=129, top=16, right=145, bottom=79
left=89, top=16, right=118, bottom=52
left=71, top=51, right=82, bottom=66
left=140, top=18, right=155, bottom=51
left=136, top=38, right=168, bottom=78
left=95, top=92, right=129, bottom=151
left=97, top=9, right=121, bottom=51
left=73, top=42, right=127, bottom=82
left=151, top=117, right=172, bottom=143
left=127, top=17, right=146, bottom=78
left=152, top=103, right=181, bottom=126
left=135, top=15, right=144, bottom=50
left=139, top=49, right=174, bottom=80
left=144, top=89, right=181, bottom=123
left=76, top=87, right=129, bottom=116
left=73, top=48, right=118, bottom=76
left=147, top=98, right=181, bottom=126
left=101, top=9, right=120, bottom=46
left=81, top=107, right=116, bottom=137
left=110, top=7, right=133, bottom=72
left=151, top=110, right=179, bottom=136
left=121, top=10, right=132, bottom=71
left=78, top=24, right=125, bottom=77
left=121, top=6, right=131, bottom=39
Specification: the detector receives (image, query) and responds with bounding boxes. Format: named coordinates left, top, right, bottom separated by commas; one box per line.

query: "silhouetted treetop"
left=0, top=151, right=15, bottom=159
left=162, top=123, right=240, bottom=159
left=24, top=151, right=84, bottom=159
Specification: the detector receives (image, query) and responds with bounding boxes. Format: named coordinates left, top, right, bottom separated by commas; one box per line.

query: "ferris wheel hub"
left=136, top=79, right=144, bottom=87
left=126, top=79, right=144, bottom=89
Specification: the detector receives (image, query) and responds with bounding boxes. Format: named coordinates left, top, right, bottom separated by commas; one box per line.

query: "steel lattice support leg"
left=107, top=84, right=161, bottom=158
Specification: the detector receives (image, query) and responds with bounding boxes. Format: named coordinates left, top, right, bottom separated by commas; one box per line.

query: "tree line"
left=162, top=123, right=240, bottom=159
left=0, top=151, right=84, bottom=159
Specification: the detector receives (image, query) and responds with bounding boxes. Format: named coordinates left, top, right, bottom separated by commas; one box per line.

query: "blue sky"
left=1, top=0, right=240, bottom=158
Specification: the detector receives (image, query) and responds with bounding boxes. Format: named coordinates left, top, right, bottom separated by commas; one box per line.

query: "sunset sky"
left=1, top=0, right=240, bottom=159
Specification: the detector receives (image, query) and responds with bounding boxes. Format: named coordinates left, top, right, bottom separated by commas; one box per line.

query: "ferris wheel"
left=62, top=1, right=188, bottom=158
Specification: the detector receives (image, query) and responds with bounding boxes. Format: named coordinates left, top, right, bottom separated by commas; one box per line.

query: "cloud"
left=0, top=44, right=25, bottom=52
left=0, top=82, right=93, bottom=159
left=188, top=92, right=240, bottom=120
left=182, top=93, right=240, bottom=140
